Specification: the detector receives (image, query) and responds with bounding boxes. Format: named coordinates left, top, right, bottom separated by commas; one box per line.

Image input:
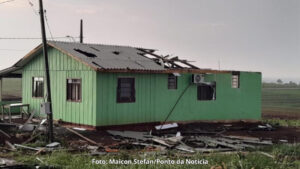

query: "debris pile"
left=0, top=113, right=298, bottom=165
left=105, top=124, right=274, bottom=154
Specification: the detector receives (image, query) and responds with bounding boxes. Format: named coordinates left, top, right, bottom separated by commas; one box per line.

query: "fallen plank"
left=241, top=139, right=273, bottom=145
left=5, top=141, right=16, bottom=151
left=222, top=135, right=260, bottom=142
left=34, top=148, right=46, bottom=155
left=0, top=122, right=18, bottom=127
left=131, top=142, right=166, bottom=151
left=104, top=147, right=119, bottom=153
left=152, top=138, right=173, bottom=148
left=216, top=137, right=241, bottom=144
left=166, top=136, right=183, bottom=144
left=195, top=136, right=245, bottom=150
left=155, top=123, right=178, bottom=130
left=46, top=142, right=60, bottom=148
left=107, top=130, right=150, bottom=141
left=194, top=148, right=233, bottom=153
left=66, top=128, right=99, bottom=146
left=23, top=132, right=42, bottom=144
left=24, top=111, right=36, bottom=125
left=14, top=144, right=41, bottom=151
left=19, top=124, right=35, bottom=132
left=0, top=158, right=18, bottom=166
left=175, top=143, right=195, bottom=153
left=258, top=151, right=275, bottom=159
left=0, top=129, right=10, bottom=138
left=221, top=135, right=272, bottom=145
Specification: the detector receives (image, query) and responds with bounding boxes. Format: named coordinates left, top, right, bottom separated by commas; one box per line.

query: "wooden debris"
left=155, top=123, right=178, bottom=130
left=24, top=111, right=36, bottom=125
left=195, top=136, right=245, bottom=150
left=5, top=141, right=16, bottom=151
left=194, top=148, right=232, bottom=153
left=23, top=132, right=42, bottom=144
left=66, top=128, right=99, bottom=146
left=0, top=129, right=10, bottom=138
left=46, top=142, right=60, bottom=148
left=105, top=147, right=119, bottom=153
left=258, top=151, right=275, bottom=159
left=152, top=138, right=174, bottom=148
left=34, top=148, right=46, bottom=155
left=175, top=143, right=195, bottom=153
left=14, top=144, right=41, bottom=151
left=107, top=130, right=150, bottom=141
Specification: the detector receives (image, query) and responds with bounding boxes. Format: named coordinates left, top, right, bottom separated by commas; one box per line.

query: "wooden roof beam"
left=137, top=49, right=184, bottom=69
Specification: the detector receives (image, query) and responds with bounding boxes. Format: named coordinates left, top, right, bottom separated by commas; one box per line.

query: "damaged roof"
left=5, top=41, right=239, bottom=74
left=48, top=41, right=166, bottom=71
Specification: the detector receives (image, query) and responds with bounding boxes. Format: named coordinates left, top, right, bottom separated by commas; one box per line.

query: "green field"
left=262, top=88, right=300, bottom=118
left=1, top=78, right=22, bottom=100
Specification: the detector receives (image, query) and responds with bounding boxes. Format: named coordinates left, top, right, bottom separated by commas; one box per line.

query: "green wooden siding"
left=22, top=47, right=97, bottom=126
left=22, top=47, right=261, bottom=127
left=96, top=72, right=261, bottom=126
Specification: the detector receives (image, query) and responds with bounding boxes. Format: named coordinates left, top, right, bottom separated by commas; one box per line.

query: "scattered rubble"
left=155, top=123, right=178, bottom=130
left=0, top=116, right=299, bottom=156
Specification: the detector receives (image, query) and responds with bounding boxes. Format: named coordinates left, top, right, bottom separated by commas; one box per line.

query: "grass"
left=262, top=119, right=300, bottom=127
left=1, top=78, right=22, bottom=99
left=262, top=88, right=300, bottom=114
left=5, top=144, right=297, bottom=169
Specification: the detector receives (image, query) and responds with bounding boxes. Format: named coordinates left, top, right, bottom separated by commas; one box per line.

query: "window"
left=197, top=83, right=216, bottom=100
left=232, top=72, right=240, bottom=88
left=32, top=77, right=44, bottom=98
left=67, top=79, right=82, bottom=102
left=168, top=74, right=177, bottom=89
left=117, top=78, right=135, bottom=103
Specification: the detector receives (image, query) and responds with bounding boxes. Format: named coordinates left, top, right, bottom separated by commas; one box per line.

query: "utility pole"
left=80, top=19, right=83, bottom=43
left=39, top=0, right=53, bottom=142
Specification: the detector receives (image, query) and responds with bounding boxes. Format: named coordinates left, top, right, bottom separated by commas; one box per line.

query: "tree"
left=276, top=79, right=283, bottom=84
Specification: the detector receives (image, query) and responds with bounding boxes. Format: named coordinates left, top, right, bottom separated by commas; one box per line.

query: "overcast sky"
left=0, top=0, right=299, bottom=82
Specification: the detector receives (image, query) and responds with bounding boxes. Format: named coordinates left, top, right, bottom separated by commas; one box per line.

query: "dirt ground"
left=262, top=110, right=300, bottom=119
left=62, top=121, right=300, bottom=147
left=1, top=119, right=299, bottom=148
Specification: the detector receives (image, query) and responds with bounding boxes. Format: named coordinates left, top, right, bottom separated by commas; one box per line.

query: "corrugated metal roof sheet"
left=0, top=66, right=22, bottom=77
left=48, top=41, right=165, bottom=71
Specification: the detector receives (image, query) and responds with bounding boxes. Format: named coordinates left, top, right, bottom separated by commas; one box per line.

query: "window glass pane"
left=67, top=79, right=81, bottom=101
left=32, top=77, right=44, bottom=97
left=232, top=72, right=240, bottom=88
left=197, top=84, right=216, bottom=100
left=168, top=74, right=177, bottom=89
left=117, top=78, right=135, bottom=103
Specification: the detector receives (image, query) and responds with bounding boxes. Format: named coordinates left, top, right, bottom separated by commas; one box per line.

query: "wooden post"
left=0, top=77, right=2, bottom=118
left=39, top=0, right=53, bottom=142
left=0, top=77, right=2, bottom=102
left=80, top=19, right=83, bottom=43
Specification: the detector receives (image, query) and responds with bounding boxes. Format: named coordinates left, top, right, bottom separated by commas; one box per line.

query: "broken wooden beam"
left=195, top=136, right=245, bottom=150
left=107, top=130, right=150, bottom=141
left=23, top=132, right=42, bottom=144
left=66, top=128, right=99, bottom=146
left=0, top=129, right=10, bottom=138
left=5, top=141, right=16, bottom=151
left=14, top=144, right=41, bottom=151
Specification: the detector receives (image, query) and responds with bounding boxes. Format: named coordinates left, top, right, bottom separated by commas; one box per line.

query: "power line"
left=0, top=37, right=79, bottom=40
left=0, top=0, right=15, bottom=5
left=27, top=0, right=38, bottom=15
left=26, top=0, right=55, bottom=41
left=0, top=49, right=27, bottom=51
left=44, top=10, right=54, bottom=40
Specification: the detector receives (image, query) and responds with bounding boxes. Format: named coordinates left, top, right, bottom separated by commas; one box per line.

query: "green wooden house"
left=0, top=41, right=261, bottom=128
